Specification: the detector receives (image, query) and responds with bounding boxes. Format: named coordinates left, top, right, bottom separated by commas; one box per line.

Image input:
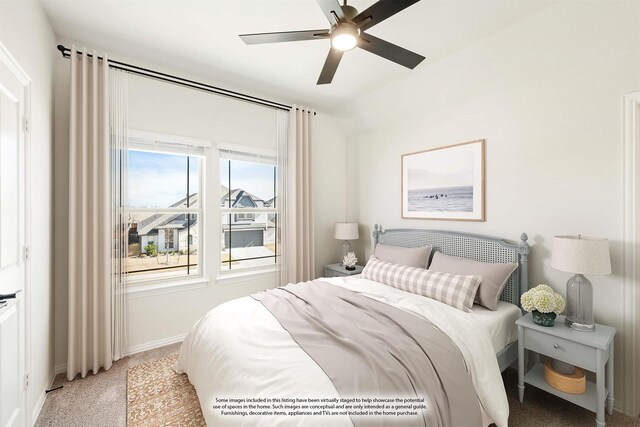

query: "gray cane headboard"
left=372, top=225, right=530, bottom=306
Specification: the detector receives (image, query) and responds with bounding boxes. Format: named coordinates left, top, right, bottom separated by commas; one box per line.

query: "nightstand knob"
left=553, top=343, right=559, bottom=349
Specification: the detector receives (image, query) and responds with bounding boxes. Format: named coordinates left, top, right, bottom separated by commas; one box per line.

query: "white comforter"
left=175, top=276, right=509, bottom=427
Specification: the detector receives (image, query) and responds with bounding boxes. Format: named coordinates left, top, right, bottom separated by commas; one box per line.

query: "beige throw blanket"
left=252, top=280, right=482, bottom=427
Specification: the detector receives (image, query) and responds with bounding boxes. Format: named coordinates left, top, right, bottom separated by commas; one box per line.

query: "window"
left=125, top=133, right=205, bottom=282
left=234, top=213, right=255, bottom=222
left=220, top=149, right=279, bottom=271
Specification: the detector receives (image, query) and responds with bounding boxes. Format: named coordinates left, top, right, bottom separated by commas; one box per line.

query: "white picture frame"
left=401, top=139, right=485, bottom=221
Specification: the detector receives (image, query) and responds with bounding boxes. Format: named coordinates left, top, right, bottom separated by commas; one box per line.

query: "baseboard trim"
left=124, top=333, right=186, bottom=356
left=31, top=371, right=56, bottom=426
left=51, top=334, right=186, bottom=376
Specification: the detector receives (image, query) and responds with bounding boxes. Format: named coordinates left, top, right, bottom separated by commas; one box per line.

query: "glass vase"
left=532, top=310, right=556, bottom=327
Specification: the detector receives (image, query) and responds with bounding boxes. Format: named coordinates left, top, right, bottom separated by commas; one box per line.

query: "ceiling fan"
left=239, top=0, right=425, bottom=85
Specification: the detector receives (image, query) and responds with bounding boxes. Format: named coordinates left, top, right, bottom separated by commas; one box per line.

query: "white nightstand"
left=324, top=263, right=363, bottom=278
left=517, top=313, right=616, bottom=427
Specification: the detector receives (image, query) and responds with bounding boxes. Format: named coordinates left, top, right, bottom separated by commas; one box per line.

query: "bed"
left=372, top=225, right=530, bottom=372
left=175, top=226, right=530, bottom=427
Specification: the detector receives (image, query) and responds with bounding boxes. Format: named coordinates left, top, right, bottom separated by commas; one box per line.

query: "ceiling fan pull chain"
left=331, top=10, right=342, bottom=25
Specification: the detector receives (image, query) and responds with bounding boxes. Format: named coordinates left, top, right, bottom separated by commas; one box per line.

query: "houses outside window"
left=125, top=131, right=205, bottom=282
left=220, top=148, right=278, bottom=271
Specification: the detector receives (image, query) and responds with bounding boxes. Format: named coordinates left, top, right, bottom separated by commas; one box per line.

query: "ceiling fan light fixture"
left=330, top=24, right=359, bottom=51
left=239, top=0, right=426, bottom=85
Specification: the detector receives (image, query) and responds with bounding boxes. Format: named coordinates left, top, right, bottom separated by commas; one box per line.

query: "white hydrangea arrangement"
left=343, top=252, right=358, bottom=268
left=521, top=284, right=565, bottom=314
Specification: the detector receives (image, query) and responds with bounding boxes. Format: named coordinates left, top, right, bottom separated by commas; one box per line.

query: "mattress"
left=468, top=301, right=521, bottom=354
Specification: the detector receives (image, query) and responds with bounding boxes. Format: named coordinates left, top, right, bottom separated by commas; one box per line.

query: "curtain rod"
left=57, top=45, right=316, bottom=115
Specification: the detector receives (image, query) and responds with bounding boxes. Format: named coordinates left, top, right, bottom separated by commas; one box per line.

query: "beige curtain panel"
left=282, top=106, right=315, bottom=283
left=67, top=48, right=112, bottom=380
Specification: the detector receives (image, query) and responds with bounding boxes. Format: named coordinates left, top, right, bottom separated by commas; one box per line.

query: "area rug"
left=127, top=353, right=206, bottom=426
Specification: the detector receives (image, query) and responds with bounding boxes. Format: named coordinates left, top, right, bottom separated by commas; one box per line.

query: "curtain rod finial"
left=57, top=45, right=67, bottom=54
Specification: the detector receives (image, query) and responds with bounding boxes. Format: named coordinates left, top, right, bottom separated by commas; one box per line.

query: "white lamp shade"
left=551, top=235, right=611, bottom=275
left=334, top=222, right=359, bottom=240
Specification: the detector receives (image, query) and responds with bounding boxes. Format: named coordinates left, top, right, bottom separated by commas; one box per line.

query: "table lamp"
left=551, top=235, right=611, bottom=332
left=334, top=222, right=359, bottom=264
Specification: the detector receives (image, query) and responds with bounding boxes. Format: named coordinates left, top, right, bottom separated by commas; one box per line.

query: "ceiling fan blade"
left=240, top=29, right=329, bottom=45
left=317, top=48, right=344, bottom=85
left=316, top=0, right=345, bottom=25
left=358, top=33, right=424, bottom=69
left=352, top=0, right=420, bottom=32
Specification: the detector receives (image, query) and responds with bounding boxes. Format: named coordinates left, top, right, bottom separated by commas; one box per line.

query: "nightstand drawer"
left=525, top=328, right=596, bottom=371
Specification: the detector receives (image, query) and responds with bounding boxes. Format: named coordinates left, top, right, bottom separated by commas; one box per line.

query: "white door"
left=0, top=45, right=28, bottom=427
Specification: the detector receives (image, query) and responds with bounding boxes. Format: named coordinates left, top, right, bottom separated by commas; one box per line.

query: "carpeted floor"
left=35, top=343, right=180, bottom=427
left=36, top=343, right=640, bottom=427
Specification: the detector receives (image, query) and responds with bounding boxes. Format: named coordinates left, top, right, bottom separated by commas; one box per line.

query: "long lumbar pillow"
left=373, top=243, right=432, bottom=268
left=428, top=252, right=518, bottom=311
left=361, top=256, right=482, bottom=312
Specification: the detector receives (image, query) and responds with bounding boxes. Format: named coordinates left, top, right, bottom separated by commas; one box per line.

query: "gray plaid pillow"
left=428, top=252, right=517, bottom=311
left=362, top=256, right=482, bottom=312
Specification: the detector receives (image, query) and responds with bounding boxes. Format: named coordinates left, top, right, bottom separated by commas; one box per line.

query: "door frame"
left=0, top=40, right=32, bottom=426
left=623, top=91, right=640, bottom=417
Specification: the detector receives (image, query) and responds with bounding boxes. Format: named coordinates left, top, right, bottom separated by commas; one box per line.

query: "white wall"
left=342, top=0, right=640, bottom=414
left=0, top=0, right=56, bottom=422
left=53, top=55, right=348, bottom=363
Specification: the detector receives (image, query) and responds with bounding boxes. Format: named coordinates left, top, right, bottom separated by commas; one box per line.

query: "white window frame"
left=218, top=142, right=280, bottom=279
left=125, top=130, right=211, bottom=292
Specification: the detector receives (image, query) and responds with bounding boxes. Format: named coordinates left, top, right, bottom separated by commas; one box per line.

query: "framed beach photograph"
left=401, top=139, right=485, bottom=221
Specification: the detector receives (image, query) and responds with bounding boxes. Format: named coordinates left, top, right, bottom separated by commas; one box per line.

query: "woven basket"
left=544, top=359, right=586, bottom=394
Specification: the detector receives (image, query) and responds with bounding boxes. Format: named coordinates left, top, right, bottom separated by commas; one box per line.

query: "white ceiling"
left=40, top=0, right=556, bottom=111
